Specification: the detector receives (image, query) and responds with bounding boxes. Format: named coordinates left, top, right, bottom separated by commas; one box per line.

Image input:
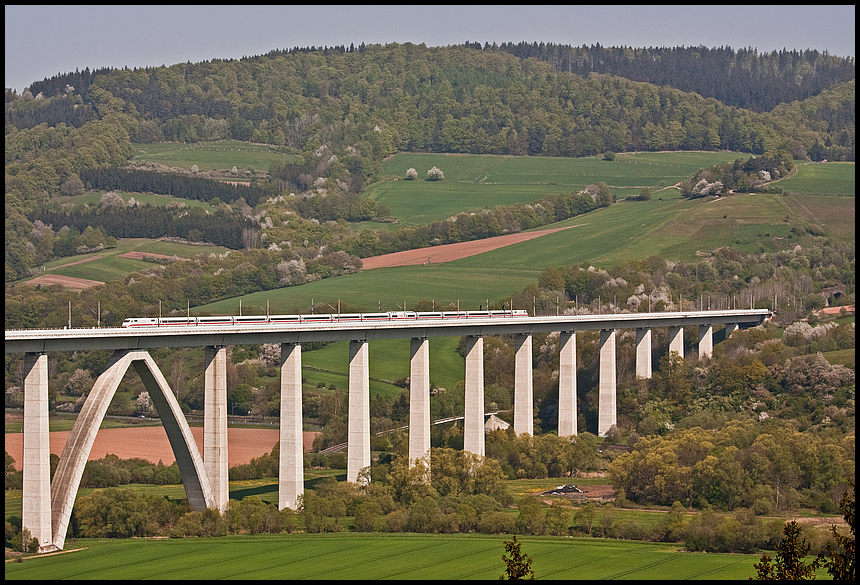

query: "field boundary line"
left=6, top=547, right=88, bottom=561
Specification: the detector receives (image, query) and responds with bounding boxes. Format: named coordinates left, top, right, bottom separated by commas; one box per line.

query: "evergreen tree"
left=753, top=521, right=822, bottom=580
left=500, top=535, right=535, bottom=580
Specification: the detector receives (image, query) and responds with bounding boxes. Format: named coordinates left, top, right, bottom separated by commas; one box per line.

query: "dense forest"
left=486, top=43, right=856, bottom=112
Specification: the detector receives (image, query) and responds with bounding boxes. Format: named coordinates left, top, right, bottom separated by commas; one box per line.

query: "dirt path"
left=361, top=226, right=579, bottom=270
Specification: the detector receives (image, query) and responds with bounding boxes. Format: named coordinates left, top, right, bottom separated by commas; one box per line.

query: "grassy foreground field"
left=5, top=533, right=763, bottom=580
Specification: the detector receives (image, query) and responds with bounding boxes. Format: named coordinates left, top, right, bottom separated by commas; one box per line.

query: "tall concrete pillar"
left=513, top=334, right=534, bottom=436
left=204, top=346, right=229, bottom=512
left=598, top=329, right=617, bottom=437
left=347, top=340, right=370, bottom=484
left=558, top=331, right=577, bottom=437
left=22, top=353, right=54, bottom=552
left=724, top=323, right=738, bottom=338
left=668, top=326, right=684, bottom=358
left=409, top=338, right=431, bottom=467
left=463, top=335, right=485, bottom=457
left=635, top=328, right=652, bottom=379
left=279, top=343, right=304, bottom=510
left=698, top=324, right=714, bottom=359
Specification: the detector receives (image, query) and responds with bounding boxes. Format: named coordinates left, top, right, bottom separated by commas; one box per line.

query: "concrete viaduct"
left=5, top=308, right=769, bottom=552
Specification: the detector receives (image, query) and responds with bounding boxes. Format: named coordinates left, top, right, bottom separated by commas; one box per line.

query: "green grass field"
left=130, top=140, right=290, bottom=172
left=59, top=190, right=215, bottom=211
left=302, top=336, right=465, bottom=397
left=4, top=533, right=765, bottom=580
left=26, top=239, right=227, bottom=285
left=364, top=151, right=747, bottom=227
left=778, top=161, right=855, bottom=196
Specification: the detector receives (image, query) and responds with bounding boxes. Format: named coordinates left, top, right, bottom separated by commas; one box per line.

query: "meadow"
left=776, top=161, right=855, bottom=196
left=363, top=151, right=748, bottom=228
left=58, top=190, right=215, bottom=211
left=28, top=239, right=226, bottom=285
left=5, top=532, right=764, bottom=580
left=130, top=140, right=290, bottom=173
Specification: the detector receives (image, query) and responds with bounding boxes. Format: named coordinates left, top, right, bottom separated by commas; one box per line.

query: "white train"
left=121, top=309, right=529, bottom=328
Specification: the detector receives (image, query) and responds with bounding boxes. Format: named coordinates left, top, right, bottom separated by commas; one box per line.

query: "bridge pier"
left=347, top=340, right=371, bottom=484
left=668, top=325, right=684, bottom=358
left=204, top=346, right=229, bottom=512
left=598, top=329, right=617, bottom=437
left=635, top=328, right=652, bottom=379
left=22, top=353, right=54, bottom=553
left=279, top=343, right=304, bottom=510
left=698, top=324, right=714, bottom=359
left=463, top=335, right=485, bottom=457
left=514, top=334, right=534, bottom=436
left=409, top=338, right=431, bottom=467
left=725, top=322, right=738, bottom=338
left=558, top=331, right=577, bottom=437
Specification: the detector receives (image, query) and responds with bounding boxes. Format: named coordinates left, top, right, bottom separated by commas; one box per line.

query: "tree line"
left=32, top=204, right=256, bottom=250
left=484, top=42, right=855, bottom=112
left=79, top=167, right=275, bottom=206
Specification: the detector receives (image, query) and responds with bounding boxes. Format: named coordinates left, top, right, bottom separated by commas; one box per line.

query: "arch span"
left=50, top=350, right=214, bottom=550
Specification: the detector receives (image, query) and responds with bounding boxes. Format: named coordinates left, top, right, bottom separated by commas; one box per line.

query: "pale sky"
left=5, top=5, right=856, bottom=93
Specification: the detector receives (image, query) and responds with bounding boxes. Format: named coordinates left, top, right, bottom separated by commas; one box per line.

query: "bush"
left=479, top=511, right=516, bottom=534
left=354, top=501, right=383, bottom=532
left=426, top=166, right=444, bottom=181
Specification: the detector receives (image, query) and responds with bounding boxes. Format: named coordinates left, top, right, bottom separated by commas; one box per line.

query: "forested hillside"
left=4, top=41, right=855, bottom=282
left=486, top=42, right=855, bottom=112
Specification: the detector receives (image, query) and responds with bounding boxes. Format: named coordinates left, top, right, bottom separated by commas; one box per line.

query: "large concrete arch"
left=50, top=350, right=214, bottom=550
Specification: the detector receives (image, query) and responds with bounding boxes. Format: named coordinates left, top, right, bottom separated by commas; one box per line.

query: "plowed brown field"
left=5, top=426, right=319, bottom=470
left=360, top=226, right=576, bottom=269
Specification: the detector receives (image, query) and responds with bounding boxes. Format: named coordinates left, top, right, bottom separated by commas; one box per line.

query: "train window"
left=160, top=317, right=196, bottom=325
left=387, top=311, right=417, bottom=319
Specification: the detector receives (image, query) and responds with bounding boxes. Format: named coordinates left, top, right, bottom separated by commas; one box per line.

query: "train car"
left=385, top=311, right=418, bottom=321
left=120, top=309, right=530, bottom=328
left=121, top=317, right=162, bottom=328
left=267, top=315, right=303, bottom=325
